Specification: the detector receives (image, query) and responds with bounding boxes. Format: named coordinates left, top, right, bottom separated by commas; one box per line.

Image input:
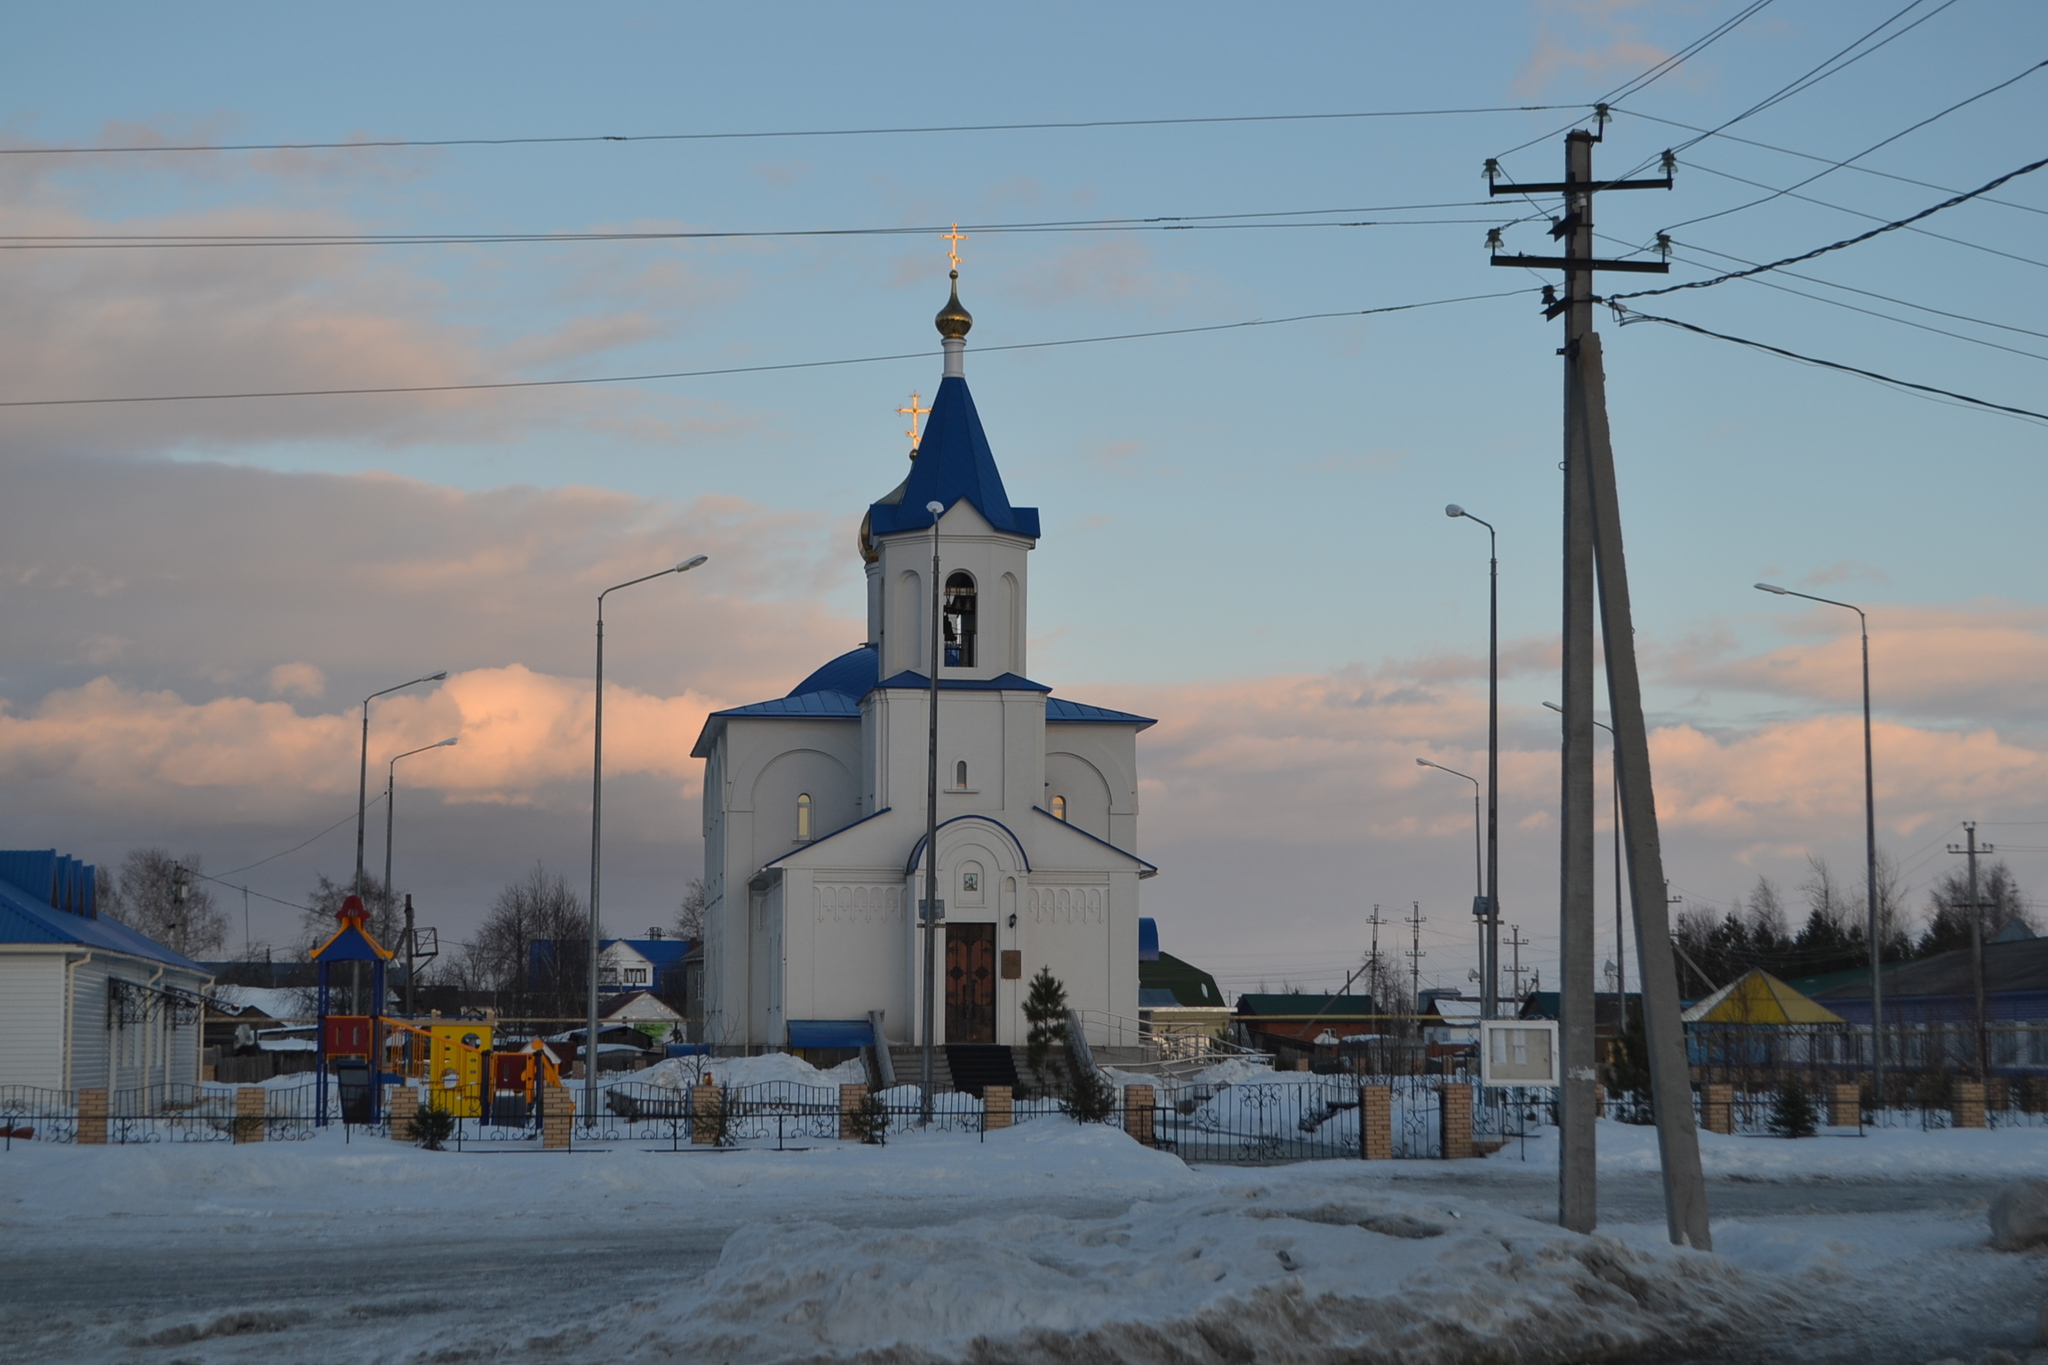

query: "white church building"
left=694, top=274, right=1157, bottom=1054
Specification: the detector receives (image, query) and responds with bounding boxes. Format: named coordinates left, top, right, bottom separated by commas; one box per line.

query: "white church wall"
left=796, top=872, right=909, bottom=1029
left=1044, top=751, right=1114, bottom=843
left=870, top=500, right=1032, bottom=683
left=1045, top=723, right=1142, bottom=852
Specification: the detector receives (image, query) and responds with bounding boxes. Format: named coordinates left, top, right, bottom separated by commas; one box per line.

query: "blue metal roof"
left=1047, top=697, right=1157, bottom=729
left=875, top=670, right=1051, bottom=693
left=710, top=691, right=864, bottom=721
left=1139, top=917, right=1159, bottom=962
left=789, top=645, right=878, bottom=699
left=865, top=376, right=1040, bottom=540
left=0, top=856, right=208, bottom=972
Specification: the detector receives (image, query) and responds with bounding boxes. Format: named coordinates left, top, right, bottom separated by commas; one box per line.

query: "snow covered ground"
left=1, top=1114, right=2042, bottom=1364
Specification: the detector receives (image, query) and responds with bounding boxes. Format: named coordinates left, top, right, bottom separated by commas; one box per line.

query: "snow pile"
left=1178, top=1055, right=1279, bottom=1088
left=1595, top=1116, right=2048, bottom=1179
left=634, top=1052, right=868, bottom=1092
left=630, top=1138, right=1780, bottom=1364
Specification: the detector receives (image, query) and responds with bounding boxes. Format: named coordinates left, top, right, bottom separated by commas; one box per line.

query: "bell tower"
left=859, top=268, right=1040, bottom=684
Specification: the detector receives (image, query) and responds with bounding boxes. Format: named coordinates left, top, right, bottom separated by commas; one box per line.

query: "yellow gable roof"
left=1681, top=968, right=1845, bottom=1026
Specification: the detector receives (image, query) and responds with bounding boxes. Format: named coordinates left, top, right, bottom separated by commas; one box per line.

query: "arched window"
left=943, top=571, right=977, bottom=667
left=954, top=760, right=968, bottom=789
left=796, top=793, right=812, bottom=841
left=1051, top=795, right=1067, bottom=822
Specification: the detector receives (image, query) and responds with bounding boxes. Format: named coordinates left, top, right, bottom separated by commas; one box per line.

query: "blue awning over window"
left=787, top=1019, right=874, bottom=1049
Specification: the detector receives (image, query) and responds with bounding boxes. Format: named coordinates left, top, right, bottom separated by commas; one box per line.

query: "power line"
left=0, top=286, right=1538, bottom=410
left=218, top=793, right=385, bottom=877
left=187, top=867, right=316, bottom=915
left=1658, top=58, right=2048, bottom=233
left=1642, top=0, right=1961, bottom=158
left=1680, top=160, right=2048, bottom=273
left=1600, top=232, right=2048, bottom=364
left=1655, top=236, right=2048, bottom=345
left=1490, top=0, right=1780, bottom=161
left=1615, top=109, right=2048, bottom=218
left=1614, top=307, right=2048, bottom=426
left=1613, top=153, right=2048, bottom=302
left=0, top=207, right=1508, bottom=251
left=0, top=103, right=1586, bottom=157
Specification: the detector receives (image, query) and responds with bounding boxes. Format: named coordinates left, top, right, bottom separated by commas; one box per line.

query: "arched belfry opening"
left=944, top=571, right=977, bottom=668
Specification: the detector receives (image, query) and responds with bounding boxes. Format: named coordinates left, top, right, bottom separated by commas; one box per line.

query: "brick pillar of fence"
left=541, top=1086, right=574, bottom=1149
left=1122, top=1085, right=1156, bottom=1147
left=690, top=1083, right=720, bottom=1145
left=1985, top=1078, right=2009, bottom=1114
left=231, top=1085, right=266, bottom=1144
left=838, top=1083, right=869, bottom=1140
left=387, top=1085, right=419, bottom=1142
left=1440, top=1083, right=1474, bottom=1160
left=1952, top=1080, right=1987, bottom=1129
left=76, top=1088, right=107, bottom=1145
left=983, top=1084, right=1013, bottom=1132
left=1828, top=1083, right=1861, bottom=1128
left=1359, top=1086, right=1392, bottom=1160
left=1703, top=1083, right=1734, bottom=1135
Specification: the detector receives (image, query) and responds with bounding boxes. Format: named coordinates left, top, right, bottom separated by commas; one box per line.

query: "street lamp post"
left=1547, top=703, right=1624, bottom=1008
left=385, top=737, right=458, bottom=1016
left=588, top=555, right=708, bottom=1123
left=921, top=499, right=946, bottom=1125
left=1416, top=758, right=1481, bottom=993
left=356, top=672, right=447, bottom=898
left=1445, top=505, right=1501, bottom=1016
left=1756, top=582, right=1883, bottom=1096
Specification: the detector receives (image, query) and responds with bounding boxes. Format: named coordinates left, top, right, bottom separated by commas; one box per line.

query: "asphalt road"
left=0, top=1175, right=2031, bottom=1364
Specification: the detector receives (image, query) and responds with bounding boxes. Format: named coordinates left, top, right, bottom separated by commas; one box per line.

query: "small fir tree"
left=1061, top=1065, right=1119, bottom=1124
left=407, top=1106, right=456, bottom=1151
left=1768, top=1083, right=1818, bottom=1139
left=1023, top=967, right=1069, bottom=1094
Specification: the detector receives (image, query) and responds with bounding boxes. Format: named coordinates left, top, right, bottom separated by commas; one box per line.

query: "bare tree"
left=102, top=848, right=228, bottom=956
left=461, top=865, right=591, bottom=1018
left=675, top=877, right=707, bottom=942
left=296, top=874, right=399, bottom=959
left=1921, top=860, right=2033, bottom=957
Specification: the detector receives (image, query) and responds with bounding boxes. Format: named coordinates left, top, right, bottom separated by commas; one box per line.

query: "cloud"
left=1676, top=601, right=2048, bottom=722
left=1514, top=1, right=1672, bottom=98
left=267, top=663, right=326, bottom=699
left=1001, top=240, right=1193, bottom=313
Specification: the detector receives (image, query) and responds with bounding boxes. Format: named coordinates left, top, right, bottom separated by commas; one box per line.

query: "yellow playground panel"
left=387, top=1020, right=493, bottom=1116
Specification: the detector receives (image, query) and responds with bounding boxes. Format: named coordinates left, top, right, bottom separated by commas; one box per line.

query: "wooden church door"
left=945, top=923, right=996, bottom=1043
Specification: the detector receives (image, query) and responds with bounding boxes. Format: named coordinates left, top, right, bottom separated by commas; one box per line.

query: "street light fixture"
left=385, top=737, right=458, bottom=1016
left=356, top=672, right=448, bottom=899
left=1546, top=702, right=1625, bottom=1009
left=587, top=555, right=708, bottom=1122
left=1417, top=757, right=1482, bottom=991
left=921, top=499, right=946, bottom=1125
left=1755, top=581, right=1883, bottom=1095
left=1445, top=504, right=1501, bottom=1017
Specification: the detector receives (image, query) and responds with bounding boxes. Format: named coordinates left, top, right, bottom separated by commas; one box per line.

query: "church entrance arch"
left=945, top=923, right=996, bottom=1043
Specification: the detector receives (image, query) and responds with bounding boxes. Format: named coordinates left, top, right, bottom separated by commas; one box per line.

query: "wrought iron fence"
left=0, top=1086, right=77, bottom=1146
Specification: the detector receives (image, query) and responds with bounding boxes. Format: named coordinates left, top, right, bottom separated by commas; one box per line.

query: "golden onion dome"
left=857, top=510, right=879, bottom=563
left=934, top=271, right=972, bottom=340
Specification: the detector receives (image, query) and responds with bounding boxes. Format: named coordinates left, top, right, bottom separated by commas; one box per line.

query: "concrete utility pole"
left=1490, top=119, right=1710, bottom=1249
left=920, top=499, right=947, bottom=1125
left=1948, top=823, right=1993, bottom=1079
left=1405, top=902, right=1426, bottom=1019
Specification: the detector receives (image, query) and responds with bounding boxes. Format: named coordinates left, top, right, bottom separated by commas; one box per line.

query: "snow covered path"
left=2, top=1119, right=2043, bottom=1364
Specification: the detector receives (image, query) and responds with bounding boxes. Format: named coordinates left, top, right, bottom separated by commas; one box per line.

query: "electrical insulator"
left=1660, top=149, right=1677, bottom=177
left=1484, top=227, right=1505, bottom=253
left=1482, top=158, right=1500, bottom=184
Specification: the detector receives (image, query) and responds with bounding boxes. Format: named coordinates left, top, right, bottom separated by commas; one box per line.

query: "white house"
left=0, top=849, right=212, bottom=1092
left=694, top=275, right=1157, bottom=1054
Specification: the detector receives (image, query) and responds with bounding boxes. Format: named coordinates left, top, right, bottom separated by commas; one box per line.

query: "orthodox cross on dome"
left=943, top=222, right=967, bottom=273
left=897, top=391, right=930, bottom=458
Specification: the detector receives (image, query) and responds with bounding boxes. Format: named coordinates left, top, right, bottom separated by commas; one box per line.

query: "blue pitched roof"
left=606, top=937, right=692, bottom=970
left=865, top=376, right=1040, bottom=540
left=0, top=858, right=208, bottom=972
left=876, top=670, right=1052, bottom=693
left=1047, top=697, right=1157, bottom=729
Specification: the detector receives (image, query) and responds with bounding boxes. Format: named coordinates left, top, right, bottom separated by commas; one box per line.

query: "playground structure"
left=311, top=896, right=561, bottom=1131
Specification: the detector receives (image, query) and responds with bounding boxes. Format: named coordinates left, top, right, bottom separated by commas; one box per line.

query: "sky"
left=2, top=2, right=2045, bottom=998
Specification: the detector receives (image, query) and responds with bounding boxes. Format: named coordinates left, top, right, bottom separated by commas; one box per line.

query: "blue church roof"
left=790, top=645, right=878, bottom=699
left=865, top=376, right=1040, bottom=540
